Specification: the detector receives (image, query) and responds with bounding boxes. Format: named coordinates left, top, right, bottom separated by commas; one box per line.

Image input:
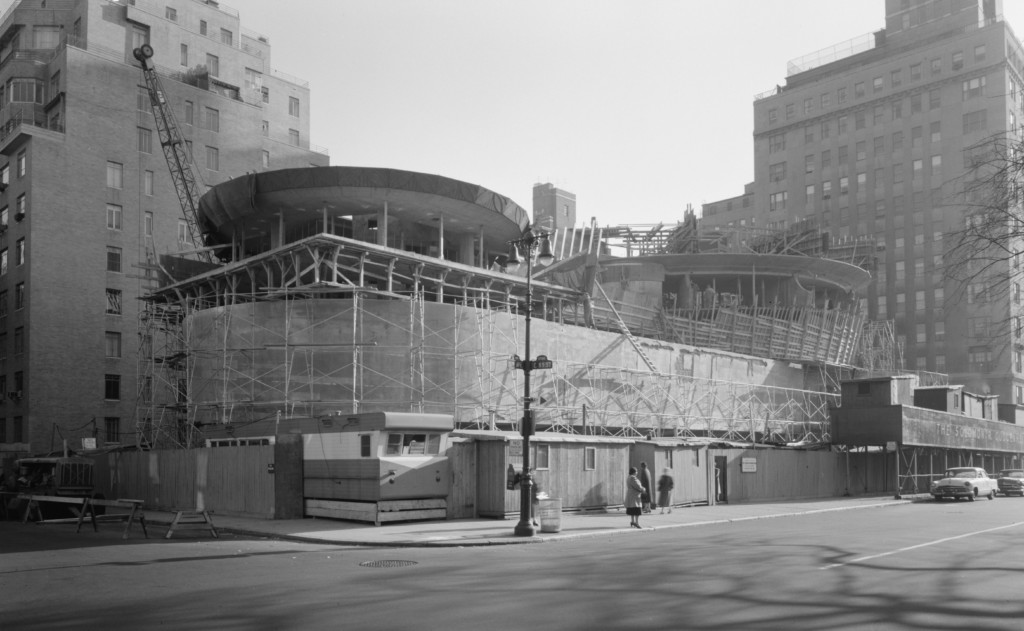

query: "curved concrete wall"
left=185, top=299, right=809, bottom=431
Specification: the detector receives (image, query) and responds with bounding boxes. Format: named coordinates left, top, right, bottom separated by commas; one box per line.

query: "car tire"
left=988, top=489, right=996, bottom=500
left=969, top=490, right=976, bottom=501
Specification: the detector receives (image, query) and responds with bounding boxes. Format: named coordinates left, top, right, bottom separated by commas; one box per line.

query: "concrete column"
left=479, top=225, right=485, bottom=267
left=437, top=217, right=445, bottom=260
left=378, top=202, right=389, bottom=247
left=459, top=233, right=475, bottom=266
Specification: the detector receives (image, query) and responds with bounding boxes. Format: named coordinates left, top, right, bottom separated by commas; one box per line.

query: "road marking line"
left=821, top=521, right=1024, bottom=570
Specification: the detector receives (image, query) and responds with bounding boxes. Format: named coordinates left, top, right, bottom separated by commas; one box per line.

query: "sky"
left=18, top=0, right=1024, bottom=227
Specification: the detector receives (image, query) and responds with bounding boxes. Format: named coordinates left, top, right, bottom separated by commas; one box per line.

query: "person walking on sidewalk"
left=657, top=467, right=674, bottom=514
left=625, top=467, right=645, bottom=528
left=638, top=461, right=653, bottom=513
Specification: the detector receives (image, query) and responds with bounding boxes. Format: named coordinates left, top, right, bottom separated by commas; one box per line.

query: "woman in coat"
left=625, top=467, right=646, bottom=528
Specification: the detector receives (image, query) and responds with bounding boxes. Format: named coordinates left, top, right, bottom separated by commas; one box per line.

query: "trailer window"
left=385, top=432, right=442, bottom=456
left=360, top=435, right=371, bottom=457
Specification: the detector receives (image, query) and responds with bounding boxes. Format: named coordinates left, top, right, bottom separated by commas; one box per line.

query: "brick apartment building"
left=0, top=0, right=327, bottom=458
left=703, top=0, right=1024, bottom=413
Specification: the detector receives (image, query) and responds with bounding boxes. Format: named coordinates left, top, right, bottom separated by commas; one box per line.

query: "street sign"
left=533, top=355, right=553, bottom=370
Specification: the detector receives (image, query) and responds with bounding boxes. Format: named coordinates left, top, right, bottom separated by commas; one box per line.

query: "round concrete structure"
left=198, top=166, right=530, bottom=263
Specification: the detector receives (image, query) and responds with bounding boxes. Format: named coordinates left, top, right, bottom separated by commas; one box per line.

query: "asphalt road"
left=3, top=498, right=1024, bottom=631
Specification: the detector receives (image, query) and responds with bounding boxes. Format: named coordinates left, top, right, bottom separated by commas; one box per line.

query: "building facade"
left=533, top=182, right=576, bottom=231
left=704, top=0, right=1024, bottom=410
left=0, top=0, right=327, bottom=457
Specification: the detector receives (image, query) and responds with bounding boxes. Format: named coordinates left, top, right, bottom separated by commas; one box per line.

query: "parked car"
left=997, top=469, right=1024, bottom=496
left=930, top=467, right=998, bottom=501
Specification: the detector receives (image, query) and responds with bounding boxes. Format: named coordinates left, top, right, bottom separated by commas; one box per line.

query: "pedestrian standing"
left=657, top=467, right=674, bottom=514
left=638, top=461, right=653, bottom=513
left=625, top=467, right=645, bottom=528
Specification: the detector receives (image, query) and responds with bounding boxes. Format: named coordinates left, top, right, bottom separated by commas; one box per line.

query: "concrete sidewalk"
left=144, top=495, right=914, bottom=547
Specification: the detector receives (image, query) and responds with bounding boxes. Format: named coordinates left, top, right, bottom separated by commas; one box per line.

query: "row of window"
left=769, top=94, right=989, bottom=158
left=768, top=44, right=987, bottom=125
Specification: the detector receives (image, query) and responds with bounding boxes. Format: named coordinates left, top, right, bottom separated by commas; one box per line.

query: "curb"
left=203, top=499, right=915, bottom=548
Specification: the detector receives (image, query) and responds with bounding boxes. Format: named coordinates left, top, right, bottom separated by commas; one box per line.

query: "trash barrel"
left=538, top=497, right=562, bottom=533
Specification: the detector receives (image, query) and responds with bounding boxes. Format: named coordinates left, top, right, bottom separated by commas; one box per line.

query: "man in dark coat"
left=638, top=461, right=653, bottom=513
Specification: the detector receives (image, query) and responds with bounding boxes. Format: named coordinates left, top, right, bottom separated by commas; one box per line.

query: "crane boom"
left=132, top=44, right=213, bottom=263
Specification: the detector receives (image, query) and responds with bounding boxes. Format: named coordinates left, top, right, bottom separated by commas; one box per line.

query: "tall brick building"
left=0, top=0, right=327, bottom=458
left=704, top=0, right=1024, bottom=412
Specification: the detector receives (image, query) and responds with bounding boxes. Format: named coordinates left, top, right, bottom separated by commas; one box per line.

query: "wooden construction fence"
left=93, top=445, right=279, bottom=518
left=707, top=447, right=893, bottom=503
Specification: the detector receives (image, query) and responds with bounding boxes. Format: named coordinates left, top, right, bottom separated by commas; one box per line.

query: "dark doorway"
left=714, top=456, right=728, bottom=503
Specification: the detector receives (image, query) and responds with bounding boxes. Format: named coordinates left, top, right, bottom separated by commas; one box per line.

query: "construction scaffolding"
left=132, top=234, right=862, bottom=448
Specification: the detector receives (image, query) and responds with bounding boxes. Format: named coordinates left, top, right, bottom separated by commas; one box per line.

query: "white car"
left=930, top=467, right=998, bottom=501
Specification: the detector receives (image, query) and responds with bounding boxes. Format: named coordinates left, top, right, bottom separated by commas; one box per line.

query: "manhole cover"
left=359, top=560, right=419, bottom=568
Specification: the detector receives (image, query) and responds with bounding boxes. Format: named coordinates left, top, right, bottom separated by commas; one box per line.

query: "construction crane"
left=132, top=44, right=214, bottom=264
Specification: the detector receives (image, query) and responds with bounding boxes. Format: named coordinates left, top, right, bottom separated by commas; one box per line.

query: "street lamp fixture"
left=506, top=226, right=555, bottom=537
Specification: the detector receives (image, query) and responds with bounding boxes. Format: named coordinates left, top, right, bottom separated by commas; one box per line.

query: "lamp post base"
left=513, top=520, right=537, bottom=537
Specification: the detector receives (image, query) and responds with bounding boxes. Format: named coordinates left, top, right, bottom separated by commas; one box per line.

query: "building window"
left=15, top=194, right=25, bottom=220
left=769, top=191, right=787, bottom=212
left=245, top=68, right=263, bottom=92
left=820, top=92, right=831, bottom=108
left=535, top=444, right=550, bottom=470
left=166, top=7, right=177, bottom=21
left=8, top=78, right=43, bottom=104
left=106, top=331, right=122, bottom=358
left=962, top=76, right=986, bottom=100
left=105, top=417, right=120, bottom=443
left=204, top=107, right=219, bottom=132
left=180, top=42, right=188, bottom=66
left=12, top=416, right=22, bottom=442
left=17, top=151, right=26, bottom=178
left=145, top=212, right=154, bottom=237
left=104, top=374, right=121, bottom=401
left=220, top=28, right=233, bottom=46
left=107, top=246, right=122, bottom=272
left=854, top=82, right=865, bottom=98
left=769, top=133, right=785, bottom=153
left=106, top=161, right=123, bottom=189
left=15, top=238, right=24, bottom=266
left=952, top=51, right=963, bottom=71
left=820, top=120, right=830, bottom=139
left=768, top=108, right=777, bottom=125
left=137, top=127, right=152, bottom=153
left=261, top=86, right=270, bottom=103
left=891, top=69, right=902, bottom=87
left=144, top=170, right=154, bottom=196
left=184, top=100, right=194, bottom=125
left=106, top=204, right=122, bottom=230
left=289, top=96, right=300, bottom=117
left=838, top=115, right=848, bottom=134
left=14, top=283, right=24, bottom=310
left=106, top=288, right=122, bottom=315
left=288, top=129, right=300, bottom=146
left=975, top=45, right=986, bottom=62
left=13, top=329, right=23, bottom=358
left=199, top=20, right=207, bottom=35
left=206, top=146, right=219, bottom=171
left=785, top=103, right=795, bottom=119
left=0, top=249, right=6, bottom=276
left=910, top=62, right=921, bottom=81
left=261, top=150, right=270, bottom=168
left=768, top=162, right=786, bottom=182
left=872, top=76, right=883, bottom=92
left=930, top=57, right=941, bottom=75
left=963, top=110, right=987, bottom=134
left=803, top=97, right=812, bottom=114
left=584, top=446, right=596, bottom=470
left=929, top=89, right=941, bottom=110
left=206, top=54, right=219, bottom=78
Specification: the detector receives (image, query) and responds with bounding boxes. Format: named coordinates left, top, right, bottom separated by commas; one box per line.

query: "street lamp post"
left=507, top=226, right=554, bottom=537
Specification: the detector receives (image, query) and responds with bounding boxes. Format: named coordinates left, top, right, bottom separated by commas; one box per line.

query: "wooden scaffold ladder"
left=593, top=283, right=661, bottom=375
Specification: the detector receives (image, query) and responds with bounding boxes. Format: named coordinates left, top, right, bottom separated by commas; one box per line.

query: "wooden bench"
left=76, top=498, right=148, bottom=540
